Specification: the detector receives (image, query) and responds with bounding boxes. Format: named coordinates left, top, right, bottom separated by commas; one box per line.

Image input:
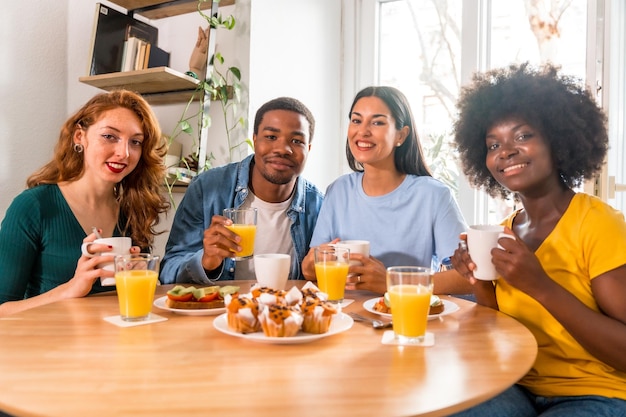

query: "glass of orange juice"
left=314, top=246, right=350, bottom=303
left=114, top=254, right=160, bottom=322
left=386, top=266, right=433, bottom=345
left=223, top=208, right=258, bottom=260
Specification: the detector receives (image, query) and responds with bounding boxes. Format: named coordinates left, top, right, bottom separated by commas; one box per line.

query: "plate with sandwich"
left=363, top=294, right=460, bottom=320
left=153, top=285, right=239, bottom=316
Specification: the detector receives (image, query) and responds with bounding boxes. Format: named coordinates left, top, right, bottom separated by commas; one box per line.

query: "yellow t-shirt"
left=496, top=193, right=626, bottom=399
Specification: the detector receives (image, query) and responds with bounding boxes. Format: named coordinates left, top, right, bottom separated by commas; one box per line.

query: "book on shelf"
left=120, top=36, right=139, bottom=72
left=121, top=37, right=156, bottom=72
left=134, top=39, right=148, bottom=71
left=143, top=43, right=152, bottom=69
left=87, top=3, right=161, bottom=76
left=126, top=17, right=157, bottom=46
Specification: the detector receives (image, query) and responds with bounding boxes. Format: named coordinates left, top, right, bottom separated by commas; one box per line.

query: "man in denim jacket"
left=160, top=97, right=324, bottom=284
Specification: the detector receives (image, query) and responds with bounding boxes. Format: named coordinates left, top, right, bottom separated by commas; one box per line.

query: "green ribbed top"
left=0, top=184, right=120, bottom=302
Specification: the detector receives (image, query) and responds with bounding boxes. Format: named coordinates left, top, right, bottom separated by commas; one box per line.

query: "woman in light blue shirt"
left=302, top=86, right=469, bottom=295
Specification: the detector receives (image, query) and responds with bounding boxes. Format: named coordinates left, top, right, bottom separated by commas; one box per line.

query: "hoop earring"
left=73, top=143, right=84, bottom=153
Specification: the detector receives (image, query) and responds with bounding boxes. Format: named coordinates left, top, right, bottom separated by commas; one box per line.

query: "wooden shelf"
left=111, top=0, right=235, bottom=19
left=79, top=67, right=202, bottom=104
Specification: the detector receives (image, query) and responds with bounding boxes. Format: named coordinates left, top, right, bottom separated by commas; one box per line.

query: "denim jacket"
left=160, top=154, right=324, bottom=284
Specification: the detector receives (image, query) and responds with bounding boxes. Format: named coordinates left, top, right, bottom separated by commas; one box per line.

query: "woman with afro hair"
left=450, top=62, right=626, bottom=416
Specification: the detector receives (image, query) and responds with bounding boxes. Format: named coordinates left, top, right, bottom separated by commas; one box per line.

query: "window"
left=350, top=0, right=624, bottom=223
left=606, top=0, right=626, bottom=212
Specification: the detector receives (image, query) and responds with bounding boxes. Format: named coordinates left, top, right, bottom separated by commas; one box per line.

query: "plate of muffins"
left=212, top=283, right=354, bottom=344
left=213, top=312, right=353, bottom=344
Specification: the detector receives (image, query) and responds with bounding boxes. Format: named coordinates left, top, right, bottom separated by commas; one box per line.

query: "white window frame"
left=345, top=0, right=621, bottom=224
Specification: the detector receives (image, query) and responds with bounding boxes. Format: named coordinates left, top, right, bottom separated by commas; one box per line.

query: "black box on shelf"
left=147, top=46, right=171, bottom=68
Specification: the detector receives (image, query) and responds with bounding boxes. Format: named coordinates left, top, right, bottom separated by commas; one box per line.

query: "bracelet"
left=185, top=71, right=198, bottom=79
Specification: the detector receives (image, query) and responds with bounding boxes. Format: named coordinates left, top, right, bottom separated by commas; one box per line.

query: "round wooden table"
left=0, top=281, right=537, bottom=417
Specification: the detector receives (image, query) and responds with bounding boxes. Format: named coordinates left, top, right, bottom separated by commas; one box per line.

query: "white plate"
left=212, top=313, right=354, bottom=344
left=362, top=297, right=460, bottom=320
left=153, top=296, right=226, bottom=316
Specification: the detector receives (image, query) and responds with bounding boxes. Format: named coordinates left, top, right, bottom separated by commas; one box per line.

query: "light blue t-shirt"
left=311, top=172, right=467, bottom=270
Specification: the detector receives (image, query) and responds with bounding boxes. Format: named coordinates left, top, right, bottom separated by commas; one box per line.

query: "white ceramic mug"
left=497, top=232, right=515, bottom=250
left=253, top=253, right=291, bottom=290
left=466, top=225, right=504, bottom=281
left=81, top=237, right=132, bottom=286
left=333, top=240, right=370, bottom=266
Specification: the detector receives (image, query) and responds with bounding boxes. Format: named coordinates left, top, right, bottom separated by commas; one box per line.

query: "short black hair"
left=253, top=97, right=315, bottom=143
left=453, top=62, right=608, bottom=199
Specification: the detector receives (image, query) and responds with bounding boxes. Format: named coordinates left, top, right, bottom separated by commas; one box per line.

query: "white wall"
left=1, top=0, right=344, bottom=257
left=248, top=0, right=343, bottom=191
left=0, top=1, right=68, bottom=217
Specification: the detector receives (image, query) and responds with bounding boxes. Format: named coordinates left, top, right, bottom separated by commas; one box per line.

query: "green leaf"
left=223, top=15, right=236, bottom=30
left=228, top=67, right=241, bottom=80
left=209, top=16, right=220, bottom=28
left=180, top=120, right=193, bottom=134
left=233, top=84, right=242, bottom=102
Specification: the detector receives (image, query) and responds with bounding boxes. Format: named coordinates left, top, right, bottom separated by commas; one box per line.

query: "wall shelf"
left=79, top=66, right=200, bottom=104
left=112, top=0, right=235, bottom=19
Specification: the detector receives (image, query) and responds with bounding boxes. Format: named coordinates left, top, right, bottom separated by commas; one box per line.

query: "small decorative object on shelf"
left=166, top=167, right=197, bottom=184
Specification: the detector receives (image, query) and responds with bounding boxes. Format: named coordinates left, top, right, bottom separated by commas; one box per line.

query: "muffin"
left=300, top=298, right=338, bottom=334
left=300, top=281, right=328, bottom=302
left=258, top=304, right=303, bottom=337
left=251, top=284, right=303, bottom=307
left=251, top=285, right=285, bottom=301
left=226, top=294, right=261, bottom=334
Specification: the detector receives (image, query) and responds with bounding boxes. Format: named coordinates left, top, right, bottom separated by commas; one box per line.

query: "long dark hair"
left=346, top=86, right=431, bottom=176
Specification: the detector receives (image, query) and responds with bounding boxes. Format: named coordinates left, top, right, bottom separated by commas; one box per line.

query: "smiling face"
left=252, top=109, right=311, bottom=190
left=347, top=96, right=408, bottom=171
left=485, top=116, right=560, bottom=196
left=74, top=107, right=144, bottom=185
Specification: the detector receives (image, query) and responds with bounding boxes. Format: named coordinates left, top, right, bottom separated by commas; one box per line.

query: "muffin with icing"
left=251, top=286, right=286, bottom=301
left=258, top=304, right=303, bottom=337
left=225, top=294, right=261, bottom=334
left=251, top=284, right=303, bottom=307
left=300, top=281, right=328, bottom=302
left=300, top=298, right=338, bottom=334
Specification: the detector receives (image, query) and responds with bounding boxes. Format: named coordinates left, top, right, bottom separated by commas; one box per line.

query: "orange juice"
left=225, top=224, right=256, bottom=258
left=315, top=261, right=349, bottom=301
left=388, top=284, right=431, bottom=337
left=115, top=270, right=158, bottom=320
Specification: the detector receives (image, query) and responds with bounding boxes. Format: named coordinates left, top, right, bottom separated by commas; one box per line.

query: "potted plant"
left=164, top=0, right=252, bottom=204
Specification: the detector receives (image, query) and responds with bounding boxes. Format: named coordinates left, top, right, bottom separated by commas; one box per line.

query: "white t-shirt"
left=234, top=192, right=295, bottom=280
